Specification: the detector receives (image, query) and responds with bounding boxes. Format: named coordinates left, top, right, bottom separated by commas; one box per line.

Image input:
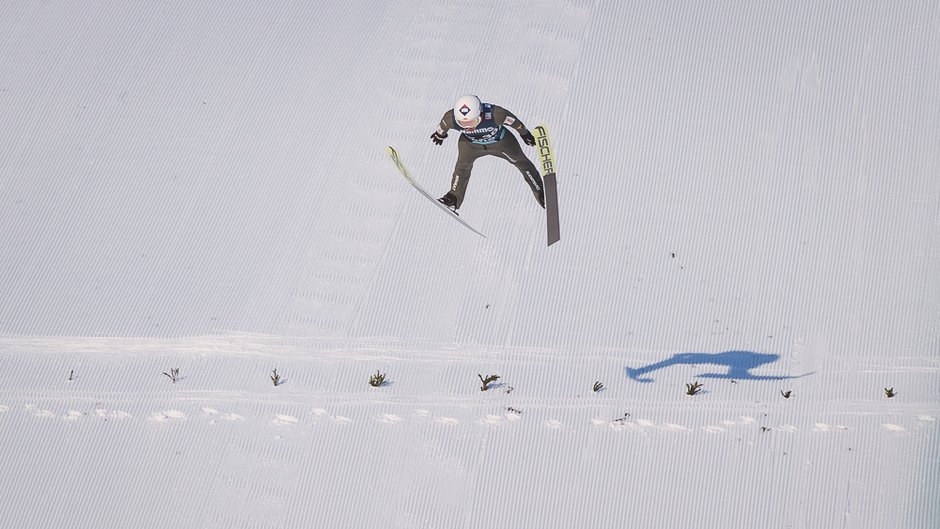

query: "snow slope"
left=1, top=1, right=938, bottom=528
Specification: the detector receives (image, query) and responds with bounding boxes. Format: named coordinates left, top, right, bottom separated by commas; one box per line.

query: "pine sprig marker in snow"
left=369, top=371, right=387, bottom=387
left=478, top=374, right=500, bottom=391
left=163, top=368, right=180, bottom=383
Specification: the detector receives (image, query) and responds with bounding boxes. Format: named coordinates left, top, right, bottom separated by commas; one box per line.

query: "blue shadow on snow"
left=626, top=351, right=813, bottom=383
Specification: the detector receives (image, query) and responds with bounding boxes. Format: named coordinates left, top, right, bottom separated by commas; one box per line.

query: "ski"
left=533, top=125, right=560, bottom=246
left=386, top=146, right=486, bottom=238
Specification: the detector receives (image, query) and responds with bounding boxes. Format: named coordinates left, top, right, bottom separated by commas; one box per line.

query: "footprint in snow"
left=273, top=414, right=299, bottom=425
left=882, top=423, right=906, bottom=432
left=25, top=405, right=54, bottom=418
left=436, top=416, right=460, bottom=425
left=64, top=410, right=83, bottom=421
left=378, top=413, right=402, bottom=424
left=150, top=410, right=187, bottom=422
left=202, top=407, right=220, bottom=423
left=662, top=423, right=691, bottom=432
left=480, top=415, right=503, bottom=426
left=544, top=419, right=563, bottom=429
left=0, top=405, right=9, bottom=413
left=201, top=407, right=243, bottom=422
left=813, top=423, right=848, bottom=432
left=306, top=410, right=350, bottom=423
left=95, top=408, right=131, bottom=420
left=609, top=421, right=628, bottom=432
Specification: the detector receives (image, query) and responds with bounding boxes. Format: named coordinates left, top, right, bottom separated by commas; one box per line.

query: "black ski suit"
left=434, top=104, right=544, bottom=209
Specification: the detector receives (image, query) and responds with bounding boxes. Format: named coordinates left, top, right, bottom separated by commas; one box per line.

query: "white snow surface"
left=1, top=1, right=939, bottom=528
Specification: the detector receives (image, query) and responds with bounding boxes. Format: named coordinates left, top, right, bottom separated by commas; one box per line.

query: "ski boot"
left=534, top=188, right=545, bottom=209
left=438, top=192, right=460, bottom=215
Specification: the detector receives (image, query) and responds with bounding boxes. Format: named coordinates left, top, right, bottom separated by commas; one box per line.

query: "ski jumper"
left=435, top=104, right=544, bottom=208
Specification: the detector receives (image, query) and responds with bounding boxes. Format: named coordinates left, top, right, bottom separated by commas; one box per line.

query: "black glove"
left=430, top=131, right=447, bottom=145
left=520, top=130, right=536, bottom=146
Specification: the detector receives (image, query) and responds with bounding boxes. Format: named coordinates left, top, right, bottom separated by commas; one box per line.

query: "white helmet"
left=453, top=95, right=481, bottom=122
